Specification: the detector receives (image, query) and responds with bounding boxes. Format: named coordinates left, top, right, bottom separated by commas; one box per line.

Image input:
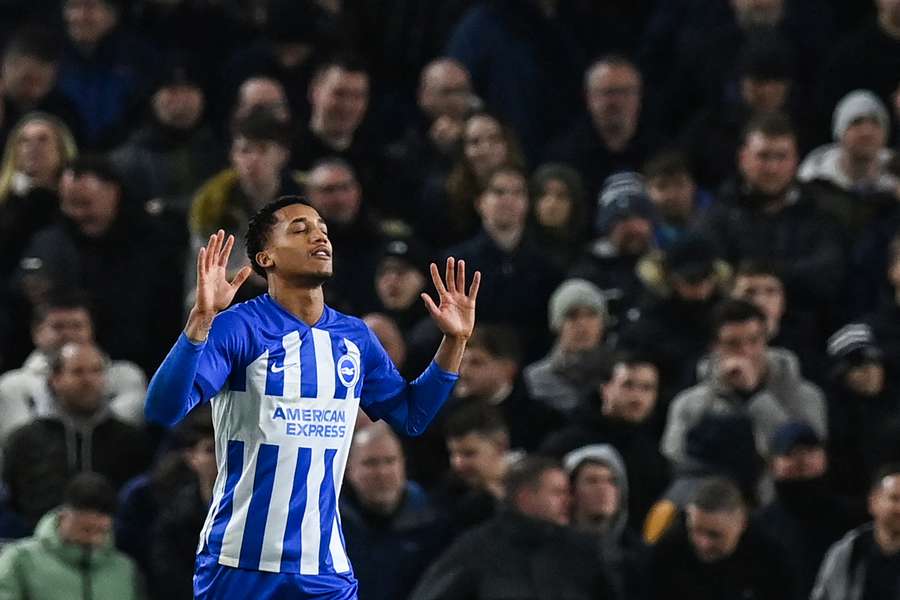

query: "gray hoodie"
left=661, top=347, right=827, bottom=464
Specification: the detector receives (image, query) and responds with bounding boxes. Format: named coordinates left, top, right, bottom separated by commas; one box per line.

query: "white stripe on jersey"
left=312, top=329, right=336, bottom=401
left=299, top=447, right=325, bottom=574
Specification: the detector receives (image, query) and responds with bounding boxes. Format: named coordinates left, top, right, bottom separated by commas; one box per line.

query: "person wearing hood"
left=0, top=472, right=143, bottom=599
left=661, top=299, right=827, bottom=469
left=523, top=278, right=614, bottom=419
left=825, top=323, right=900, bottom=500
left=564, top=444, right=649, bottom=600
left=409, top=455, right=616, bottom=600
left=13, top=155, right=185, bottom=375
left=2, top=341, right=152, bottom=529
left=541, top=353, right=669, bottom=525
left=756, top=421, right=859, bottom=597
left=620, top=232, right=731, bottom=400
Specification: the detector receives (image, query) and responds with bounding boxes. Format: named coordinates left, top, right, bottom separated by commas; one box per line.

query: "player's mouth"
left=310, top=246, right=331, bottom=259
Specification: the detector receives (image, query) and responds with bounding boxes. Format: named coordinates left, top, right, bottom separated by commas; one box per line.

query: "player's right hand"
left=194, top=229, right=252, bottom=316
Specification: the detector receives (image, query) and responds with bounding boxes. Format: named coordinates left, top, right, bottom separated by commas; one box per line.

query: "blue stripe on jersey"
left=207, top=440, right=244, bottom=556
left=318, top=449, right=338, bottom=572
left=300, top=333, right=318, bottom=398
left=280, top=447, right=312, bottom=572
left=239, top=443, right=279, bottom=569
left=265, top=352, right=285, bottom=397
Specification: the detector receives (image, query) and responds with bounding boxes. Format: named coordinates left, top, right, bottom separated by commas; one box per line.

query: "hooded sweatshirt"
left=566, top=444, right=647, bottom=599
left=0, top=509, right=142, bottom=600
left=662, top=347, right=827, bottom=465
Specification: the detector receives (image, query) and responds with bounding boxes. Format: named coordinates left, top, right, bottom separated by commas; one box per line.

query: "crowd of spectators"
left=1, top=0, right=900, bottom=598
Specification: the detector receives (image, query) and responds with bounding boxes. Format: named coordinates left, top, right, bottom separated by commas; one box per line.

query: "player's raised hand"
left=194, top=229, right=252, bottom=316
left=421, top=257, right=480, bottom=339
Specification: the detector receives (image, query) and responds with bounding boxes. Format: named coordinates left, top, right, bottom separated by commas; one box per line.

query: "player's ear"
left=256, top=250, right=273, bottom=269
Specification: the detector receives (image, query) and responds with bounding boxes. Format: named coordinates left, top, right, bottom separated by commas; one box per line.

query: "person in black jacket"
left=756, top=421, right=859, bottom=597
left=13, top=155, right=185, bottom=375
left=540, top=354, right=669, bottom=525
left=649, top=477, right=797, bottom=600
left=409, top=455, right=616, bottom=600
left=148, top=409, right=217, bottom=600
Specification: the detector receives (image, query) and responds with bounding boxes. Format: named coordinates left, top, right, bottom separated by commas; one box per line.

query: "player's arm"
left=364, top=258, right=479, bottom=436
left=145, top=231, right=251, bottom=426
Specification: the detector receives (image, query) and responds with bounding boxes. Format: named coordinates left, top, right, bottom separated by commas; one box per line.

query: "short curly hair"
left=245, top=195, right=313, bottom=278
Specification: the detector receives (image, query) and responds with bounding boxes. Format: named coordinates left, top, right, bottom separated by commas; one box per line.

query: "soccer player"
left=144, top=196, right=480, bottom=599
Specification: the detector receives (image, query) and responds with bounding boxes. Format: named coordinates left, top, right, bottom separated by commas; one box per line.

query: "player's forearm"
left=185, top=308, right=216, bottom=342
left=382, top=361, right=459, bottom=437
left=433, top=334, right=467, bottom=373
left=145, top=333, right=205, bottom=426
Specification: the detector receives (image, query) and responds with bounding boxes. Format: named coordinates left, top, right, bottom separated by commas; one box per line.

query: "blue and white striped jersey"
left=179, top=294, right=446, bottom=577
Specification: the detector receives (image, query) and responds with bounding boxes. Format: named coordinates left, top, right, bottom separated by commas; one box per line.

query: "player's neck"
left=268, top=279, right=325, bottom=326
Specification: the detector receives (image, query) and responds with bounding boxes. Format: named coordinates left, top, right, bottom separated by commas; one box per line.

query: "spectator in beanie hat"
left=799, top=90, right=898, bottom=236
left=571, top=172, right=656, bottom=331
left=524, top=279, right=614, bottom=419
left=826, top=323, right=900, bottom=500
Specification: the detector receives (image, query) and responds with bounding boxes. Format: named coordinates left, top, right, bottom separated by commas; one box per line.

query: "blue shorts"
left=193, top=552, right=359, bottom=599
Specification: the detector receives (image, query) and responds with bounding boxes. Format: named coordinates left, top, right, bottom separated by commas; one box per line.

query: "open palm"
left=421, top=257, right=481, bottom=339
left=195, top=230, right=252, bottom=315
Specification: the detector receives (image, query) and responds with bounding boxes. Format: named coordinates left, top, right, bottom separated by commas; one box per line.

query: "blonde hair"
left=0, top=112, right=78, bottom=204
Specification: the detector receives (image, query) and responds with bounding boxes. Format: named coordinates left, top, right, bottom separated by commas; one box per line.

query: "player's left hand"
left=421, top=257, right=480, bottom=339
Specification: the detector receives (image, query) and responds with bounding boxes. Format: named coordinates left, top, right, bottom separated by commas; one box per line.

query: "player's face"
left=262, top=203, right=333, bottom=281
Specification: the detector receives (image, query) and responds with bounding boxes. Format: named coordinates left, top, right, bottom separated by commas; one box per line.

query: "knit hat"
left=548, top=278, right=607, bottom=333
left=832, top=90, right=889, bottom=141
left=827, top=323, right=883, bottom=372
left=595, top=172, right=655, bottom=235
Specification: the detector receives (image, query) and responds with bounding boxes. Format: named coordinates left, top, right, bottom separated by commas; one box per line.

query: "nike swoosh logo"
left=271, top=362, right=297, bottom=374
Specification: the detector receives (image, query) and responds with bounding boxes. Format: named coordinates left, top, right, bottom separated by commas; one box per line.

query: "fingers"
left=445, top=257, right=456, bottom=294
left=219, top=233, right=235, bottom=267
left=467, top=270, right=481, bottom=300
left=456, top=259, right=466, bottom=295
left=197, top=247, right=206, bottom=282
left=204, top=230, right=222, bottom=273
left=420, top=292, right=440, bottom=317
left=230, top=265, right=253, bottom=290
left=430, top=262, right=448, bottom=296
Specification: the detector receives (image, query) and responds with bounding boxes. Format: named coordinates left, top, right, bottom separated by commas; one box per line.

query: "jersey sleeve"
left=359, top=325, right=459, bottom=436
left=358, top=326, right=408, bottom=420
left=145, top=309, right=246, bottom=426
